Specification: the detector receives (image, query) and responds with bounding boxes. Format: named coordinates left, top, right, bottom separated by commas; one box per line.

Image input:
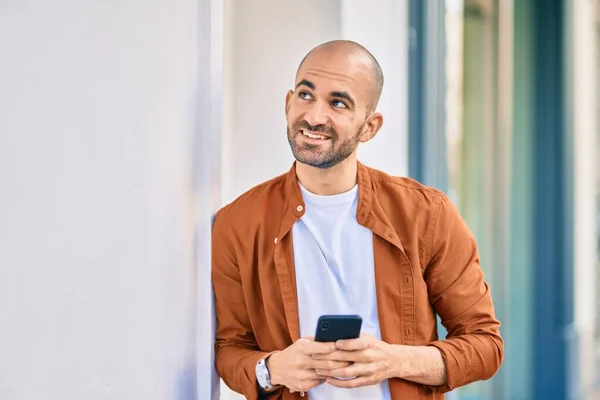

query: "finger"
left=312, top=350, right=368, bottom=363
left=296, top=337, right=314, bottom=345
left=311, top=359, right=352, bottom=371
left=303, top=341, right=337, bottom=356
left=316, top=363, right=371, bottom=379
left=326, top=375, right=376, bottom=389
left=301, top=369, right=327, bottom=381
left=335, top=337, right=370, bottom=351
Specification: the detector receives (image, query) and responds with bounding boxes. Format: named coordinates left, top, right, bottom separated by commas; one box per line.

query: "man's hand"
left=268, top=336, right=352, bottom=393
left=311, top=334, right=447, bottom=388
left=311, top=334, right=398, bottom=389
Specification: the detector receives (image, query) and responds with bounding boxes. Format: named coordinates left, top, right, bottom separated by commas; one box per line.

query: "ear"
left=285, top=90, right=294, bottom=119
left=359, top=112, right=384, bottom=143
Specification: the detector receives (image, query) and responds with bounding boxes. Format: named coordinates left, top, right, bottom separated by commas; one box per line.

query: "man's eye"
left=299, top=91, right=313, bottom=100
left=331, top=100, right=347, bottom=108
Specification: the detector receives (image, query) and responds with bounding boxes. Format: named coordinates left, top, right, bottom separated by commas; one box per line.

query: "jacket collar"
left=279, top=161, right=405, bottom=253
left=282, top=160, right=374, bottom=219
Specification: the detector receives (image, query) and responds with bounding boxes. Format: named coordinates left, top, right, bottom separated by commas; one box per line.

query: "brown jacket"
left=212, top=162, right=503, bottom=400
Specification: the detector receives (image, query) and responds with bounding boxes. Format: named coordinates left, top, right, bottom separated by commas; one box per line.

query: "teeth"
left=302, top=130, right=327, bottom=140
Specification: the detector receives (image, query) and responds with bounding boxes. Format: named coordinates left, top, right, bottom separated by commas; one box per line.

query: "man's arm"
left=423, top=193, right=504, bottom=392
left=387, top=344, right=446, bottom=386
left=211, top=212, right=281, bottom=399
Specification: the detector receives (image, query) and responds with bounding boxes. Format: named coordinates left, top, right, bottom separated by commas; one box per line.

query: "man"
left=212, top=40, right=503, bottom=400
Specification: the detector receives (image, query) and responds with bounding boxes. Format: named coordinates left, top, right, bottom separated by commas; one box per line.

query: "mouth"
left=300, top=130, right=331, bottom=141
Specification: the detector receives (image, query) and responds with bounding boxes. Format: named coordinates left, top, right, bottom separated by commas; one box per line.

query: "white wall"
left=339, top=0, right=409, bottom=179
left=0, top=1, right=214, bottom=398
left=222, top=0, right=342, bottom=205
left=220, top=1, right=408, bottom=398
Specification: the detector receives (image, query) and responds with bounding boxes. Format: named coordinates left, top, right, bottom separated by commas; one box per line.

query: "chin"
left=295, top=155, right=341, bottom=170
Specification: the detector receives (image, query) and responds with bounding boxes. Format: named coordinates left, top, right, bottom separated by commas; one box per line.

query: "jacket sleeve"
left=211, top=212, right=280, bottom=399
left=424, top=193, right=504, bottom=392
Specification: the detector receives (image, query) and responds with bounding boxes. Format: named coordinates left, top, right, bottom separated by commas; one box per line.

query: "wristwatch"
left=255, top=357, right=273, bottom=390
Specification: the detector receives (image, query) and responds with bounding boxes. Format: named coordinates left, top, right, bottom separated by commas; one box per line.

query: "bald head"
left=296, top=40, right=384, bottom=111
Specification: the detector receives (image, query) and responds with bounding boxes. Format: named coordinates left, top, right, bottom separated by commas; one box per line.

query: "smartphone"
left=314, top=314, right=362, bottom=342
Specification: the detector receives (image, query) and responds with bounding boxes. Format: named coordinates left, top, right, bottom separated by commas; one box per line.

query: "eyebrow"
left=295, top=79, right=356, bottom=108
left=296, top=79, right=315, bottom=90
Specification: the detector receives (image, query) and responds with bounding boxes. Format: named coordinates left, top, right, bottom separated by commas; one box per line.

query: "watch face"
left=256, top=362, right=267, bottom=388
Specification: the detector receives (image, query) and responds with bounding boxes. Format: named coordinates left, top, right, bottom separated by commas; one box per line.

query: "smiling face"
left=285, top=43, right=383, bottom=170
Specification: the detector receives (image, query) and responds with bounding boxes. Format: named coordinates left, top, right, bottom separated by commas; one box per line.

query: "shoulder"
left=365, top=166, right=447, bottom=210
left=213, top=172, right=288, bottom=232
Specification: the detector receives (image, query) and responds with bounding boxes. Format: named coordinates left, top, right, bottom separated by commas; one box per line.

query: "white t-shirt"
left=292, top=183, right=391, bottom=400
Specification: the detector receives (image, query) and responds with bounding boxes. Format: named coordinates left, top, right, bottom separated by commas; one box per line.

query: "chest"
left=292, top=212, right=380, bottom=337
left=239, top=213, right=432, bottom=350
left=292, top=207, right=375, bottom=285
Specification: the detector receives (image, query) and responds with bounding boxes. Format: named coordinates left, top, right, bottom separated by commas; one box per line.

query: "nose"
left=304, top=100, right=329, bottom=127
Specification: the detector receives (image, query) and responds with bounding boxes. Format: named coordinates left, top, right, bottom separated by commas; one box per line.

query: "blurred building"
left=0, top=0, right=598, bottom=400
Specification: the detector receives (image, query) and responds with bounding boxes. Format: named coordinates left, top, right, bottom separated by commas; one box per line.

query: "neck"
left=295, top=157, right=358, bottom=196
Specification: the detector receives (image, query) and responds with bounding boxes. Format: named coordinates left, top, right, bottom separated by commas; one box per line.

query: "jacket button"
left=404, top=277, right=410, bottom=284
left=274, top=237, right=278, bottom=244
left=297, top=205, right=303, bottom=212
left=406, top=328, right=412, bottom=336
